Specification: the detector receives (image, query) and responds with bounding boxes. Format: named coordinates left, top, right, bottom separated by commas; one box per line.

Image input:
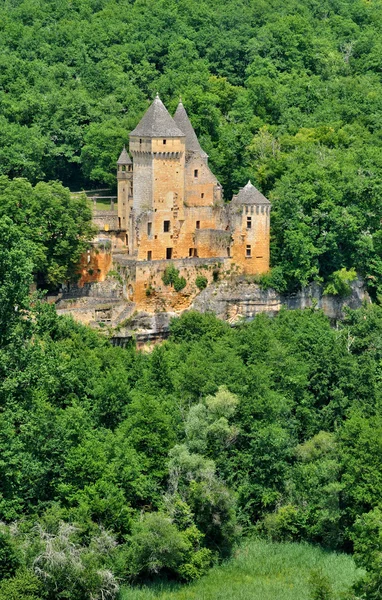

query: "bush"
left=0, top=569, right=44, bottom=600
left=195, top=275, right=208, bottom=290
left=309, top=569, right=333, bottom=600
left=260, top=266, right=288, bottom=293
left=0, top=530, right=21, bottom=581
left=32, top=522, right=119, bottom=600
left=174, top=276, right=187, bottom=292
left=262, top=505, right=302, bottom=542
left=162, top=265, right=187, bottom=292
left=125, top=513, right=189, bottom=580
left=323, top=268, right=357, bottom=297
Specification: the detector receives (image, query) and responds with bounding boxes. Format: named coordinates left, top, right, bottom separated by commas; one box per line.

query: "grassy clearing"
left=120, top=539, right=361, bottom=600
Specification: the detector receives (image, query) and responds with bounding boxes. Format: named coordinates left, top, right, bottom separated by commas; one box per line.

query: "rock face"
left=54, top=275, right=370, bottom=346
left=192, top=276, right=370, bottom=322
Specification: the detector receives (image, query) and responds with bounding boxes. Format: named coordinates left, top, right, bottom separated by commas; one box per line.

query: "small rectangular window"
left=163, top=139, right=167, bottom=145
left=147, top=251, right=152, bottom=261
left=147, top=222, right=152, bottom=236
left=189, top=248, right=193, bottom=257
left=163, top=220, right=170, bottom=233
left=201, top=192, right=204, bottom=199
left=246, top=245, right=251, bottom=257
left=227, top=247, right=231, bottom=257
left=139, top=138, right=142, bottom=144
left=166, top=248, right=173, bottom=260
left=194, top=169, right=198, bottom=178
left=247, top=216, right=252, bottom=229
left=196, top=220, right=200, bottom=229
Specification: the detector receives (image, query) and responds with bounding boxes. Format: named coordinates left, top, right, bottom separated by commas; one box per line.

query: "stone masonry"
left=79, top=94, right=271, bottom=312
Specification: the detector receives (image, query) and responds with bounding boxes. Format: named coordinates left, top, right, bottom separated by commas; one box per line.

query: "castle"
left=85, top=95, right=271, bottom=311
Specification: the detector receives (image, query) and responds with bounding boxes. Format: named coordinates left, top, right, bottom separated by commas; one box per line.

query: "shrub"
left=125, top=513, right=189, bottom=580
left=162, top=264, right=179, bottom=286
left=32, top=522, right=119, bottom=600
left=195, top=275, right=208, bottom=290
left=0, top=569, right=44, bottom=600
left=174, top=276, right=186, bottom=292
left=162, top=265, right=187, bottom=292
left=0, top=530, right=21, bottom=581
left=260, top=266, right=288, bottom=293
left=309, top=569, right=333, bottom=600
left=323, top=268, right=357, bottom=297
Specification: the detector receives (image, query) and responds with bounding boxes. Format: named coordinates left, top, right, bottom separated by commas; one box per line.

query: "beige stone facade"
left=82, top=95, right=271, bottom=310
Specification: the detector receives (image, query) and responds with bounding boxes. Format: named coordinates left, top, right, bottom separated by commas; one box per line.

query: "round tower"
left=230, top=181, right=271, bottom=275
left=117, top=146, right=133, bottom=241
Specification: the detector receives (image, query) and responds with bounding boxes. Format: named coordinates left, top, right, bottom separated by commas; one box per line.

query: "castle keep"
left=85, top=95, right=271, bottom=311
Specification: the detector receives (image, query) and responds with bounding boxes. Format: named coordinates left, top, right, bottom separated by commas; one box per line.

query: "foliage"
left=162, top=265, right=187, bottom=292
left=0, top=177, right=94, bottom=287
left=32, top=522, right=119, bottom=600
left=195, top=275, right=208, bottom=291
left=0, top=569, right=44, bottom=600
left=0, top=229, right=381, bottom=596
left=309, top=569, right=334, bottom=600
left=121, top=539, right=359, bottom=600
left=323, top=268, right=357, bottom=297
left=350, top=507, right=382, bottom=599
left=0, top=0, right=381, bottom=290
left=0, top=216, right=34, bottom=344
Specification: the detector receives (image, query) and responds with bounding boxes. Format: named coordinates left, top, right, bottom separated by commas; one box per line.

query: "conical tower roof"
left=130, top=94, right=185, bottom=138
left=173, top=100, right=208, bottom=158
left=117, top=146, right=132, bottom=165
left=232, top=181, right=271, bottom=205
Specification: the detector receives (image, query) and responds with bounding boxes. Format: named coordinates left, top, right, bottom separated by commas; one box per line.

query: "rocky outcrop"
left=192, top=276, right=369, bottom=322
left=53, top=275, right=370, bottom=345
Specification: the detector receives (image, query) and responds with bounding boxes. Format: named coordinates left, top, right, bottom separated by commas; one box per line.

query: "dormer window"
left=163, top=139, right=167, bottom=145
left=194, top=169, right=198, bottom=178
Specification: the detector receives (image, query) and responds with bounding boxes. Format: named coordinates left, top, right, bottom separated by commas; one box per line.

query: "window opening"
left=166, top=248, right=173, bottom=260
left=163, top=220, right=170, bottom=233
left=201, top=193, right=204, bottom=199
left=163, top=139, right=167, bottom=145
left=247, top=216, right=252, bottom=229
left=246, top=245, right=251, bottom=257
left=194, top=169, right=198, bottom=178
left=196, top=220, right=200, bottom=229
left=147, top=222, right=152, bottom=236
left=147, top=251, right=152, bottom=261
left=227, top=247, right=231, bottom=257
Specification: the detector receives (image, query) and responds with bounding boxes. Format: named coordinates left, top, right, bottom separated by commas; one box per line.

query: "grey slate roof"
left=117, top=146, right=132, bottom=165
left=173, top=101, right=208, bottom=158
left=130, top=94, right=185, bottom=138
left=232, top=181, right=271, bottom=205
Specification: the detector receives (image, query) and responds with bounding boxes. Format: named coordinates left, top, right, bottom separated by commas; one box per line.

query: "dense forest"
left=1, top=0, right=382, bottom=598
left=1, top=0, right=382, bottom=294
left=1, top=226, right=382, bottom=598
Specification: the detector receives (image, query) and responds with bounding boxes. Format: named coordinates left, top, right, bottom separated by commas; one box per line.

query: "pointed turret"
left=117, top=146, right=132, bottom=165
left=232, top=180, right=270, bottom=205
left=173, top=100, right=208, bottom=158
left=130, top=94, right=185, bottom=138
